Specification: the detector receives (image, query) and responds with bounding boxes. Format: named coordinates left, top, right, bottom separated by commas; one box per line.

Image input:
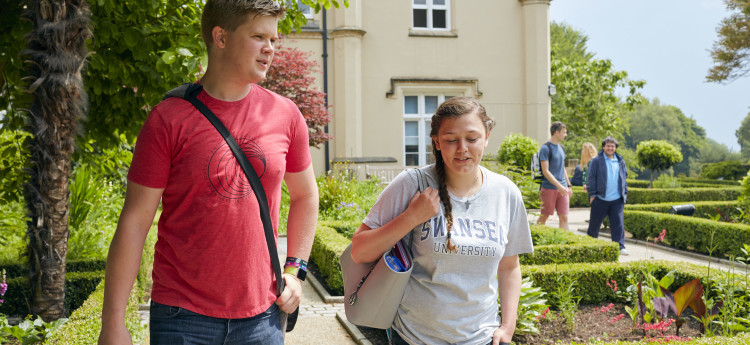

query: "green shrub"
left=320, top=219, right=361, bottom=239
left=310, top=225, right=350, bottom=296
left=626, top=179, right=650, bottom=188
left=0, top=201, right=27, bottom=264
left=0, top=270, right=105, bottom=317
left=484, top=161, right=541, bottom=210
left=652, top=174, right=681, bottom=188
left=521, top=260, right=706, bottom=307
left=43, top=280, right=147, bottom=345
left=624, top=210, right=750, bottom=258
left=317, top=167, right=383, bottom=222
left=625, top=200, right=740, bottom=220
left=741, top=171, right=750, bottom=208
left=636, top=140, right=683, bottom=185
left=680, top=178, right=741, bottom=186
left=0, top=258, right=106, bottom=280
left=496, top=133, right=539, bottom=170
left=627, top=187, right=741, bottom=204
left=0, top=129, right=31, bottom=204
left=701, top=160, right=749, bottom=180
left=521, top=225, right=619, bottom=265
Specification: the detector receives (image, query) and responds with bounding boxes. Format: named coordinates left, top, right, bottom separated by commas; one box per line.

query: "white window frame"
left=412, top=0, right=451, bottom=31
left=390, top=80, right=479, bottom=166
left=403, top=95, right=447, bottom=166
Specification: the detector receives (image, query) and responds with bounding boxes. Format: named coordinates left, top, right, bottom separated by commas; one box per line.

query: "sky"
left=549, top=0, right=750, bottom=151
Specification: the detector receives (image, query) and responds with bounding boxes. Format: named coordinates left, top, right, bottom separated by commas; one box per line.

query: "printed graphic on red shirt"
left=206, top=137, right=267, bottom=199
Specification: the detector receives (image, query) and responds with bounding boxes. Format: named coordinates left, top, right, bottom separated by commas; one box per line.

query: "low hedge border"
left=624, top=210, right=750, bottom=258
left=310, top=222, right=621, bottom=296
left=0, top=270, right=105, bottom=317
left=0, top=258, right=106, bottom=279
left=570, top=186, right=741, bottom=207
left=625, top=200, right=739, bottom=219
left=310, top=224, right=351, bottom=296
left=43, top=280, right=147, bottom=345
left=522, top=260, right=707, bottom=307
left=523, top=225, right=619, bottom=265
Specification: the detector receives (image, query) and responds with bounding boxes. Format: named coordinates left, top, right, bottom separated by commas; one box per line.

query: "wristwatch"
left=284, top=257, right=308, bottom=282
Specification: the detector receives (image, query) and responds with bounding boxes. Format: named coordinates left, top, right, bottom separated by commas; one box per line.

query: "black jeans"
left=390, top=331, right=508, bottom=345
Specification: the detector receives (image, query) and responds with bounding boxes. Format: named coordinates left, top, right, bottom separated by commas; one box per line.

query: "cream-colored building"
left=286, top=0, right=552, bottom=175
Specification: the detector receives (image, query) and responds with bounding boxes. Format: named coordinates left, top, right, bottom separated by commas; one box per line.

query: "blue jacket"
left=586, top=150, right=628, bottom=203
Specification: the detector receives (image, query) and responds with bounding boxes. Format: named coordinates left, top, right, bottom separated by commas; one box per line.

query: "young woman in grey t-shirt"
left=351, top=97, right=534, bottom=345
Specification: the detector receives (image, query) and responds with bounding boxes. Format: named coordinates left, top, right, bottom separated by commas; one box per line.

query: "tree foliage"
left=550, top=21, right=594, bottom=64
left=550, top=22, right=645, bottom=146
left=707, top=0, right=750, bottom=83
left=496, top=133, right=539, bottom=171
left=636, top=140, right=683, bottom=187
left=258, top=43, right=332, bottom=148
left=623, top=98, right=706, bottom=177
left=700, top=160, right=749, bottom=180
left=0, top=0, right=347, bottom=148
left=736, top=111, right=750, bottom=158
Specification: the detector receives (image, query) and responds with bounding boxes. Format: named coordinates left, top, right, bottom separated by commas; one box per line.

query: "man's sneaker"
left=620, top=248, right=630, bottom=256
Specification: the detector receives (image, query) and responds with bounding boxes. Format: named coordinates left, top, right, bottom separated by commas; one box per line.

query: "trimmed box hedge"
left=0, top=270, right=105, bottom=317
left=570, top=186, right=741, bottom=207
left=43, top=280, right=147, bottom=345
left=625, top=200, right=739, bottom=219
left=310, top=222, right=621, bottom=296
left=0, top=258, right=106, bottom=280
left=522, top=225, right=619, bottom=265
left=624, top=210, right=750, bottom=258
left=310, top=224, right=350, bottom=296
left=521, top=260, right=708, bottom=307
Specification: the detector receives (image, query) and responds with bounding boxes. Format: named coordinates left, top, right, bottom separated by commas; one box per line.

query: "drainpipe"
left=322, top=9, right=330, bottom=173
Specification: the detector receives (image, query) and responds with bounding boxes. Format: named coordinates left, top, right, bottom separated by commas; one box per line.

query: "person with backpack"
left=536, top=121, right=573, bottom=230
left=98, top=1, right=319, bottom=344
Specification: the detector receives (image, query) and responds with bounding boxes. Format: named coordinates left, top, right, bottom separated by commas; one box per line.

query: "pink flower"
left=608, top=314, right=625, bottom=323
left=598, top=303, right=614, bottom=313
left=657, top=229, right=666, bottom=243
left=606, top=279, right=618, bottom=292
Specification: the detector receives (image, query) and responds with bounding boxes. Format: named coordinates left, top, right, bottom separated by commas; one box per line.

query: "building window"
left=404, top=94, right=454, bottom=166
left=412, top=0, right=449, bottom=30
left=298, top=1, right=314, bottom=19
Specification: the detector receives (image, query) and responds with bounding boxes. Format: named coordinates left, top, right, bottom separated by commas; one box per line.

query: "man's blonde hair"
left=201, top=0, right=285, bottom=51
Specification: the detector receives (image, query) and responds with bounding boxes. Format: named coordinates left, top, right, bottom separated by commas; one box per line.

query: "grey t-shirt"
left=539, top=142, right=567, bottom=190
left=363, top=165, right=534, bottom=345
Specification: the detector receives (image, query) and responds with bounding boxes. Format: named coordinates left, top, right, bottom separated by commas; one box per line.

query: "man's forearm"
left=285, top=194, right=318, bottom=261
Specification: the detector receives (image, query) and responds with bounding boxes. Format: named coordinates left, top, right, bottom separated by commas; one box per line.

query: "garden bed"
left=356, top=303, right=704, bottom=344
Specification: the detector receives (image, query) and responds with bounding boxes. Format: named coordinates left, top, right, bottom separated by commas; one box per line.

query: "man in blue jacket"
left=586, top=137, right=629, bottom=255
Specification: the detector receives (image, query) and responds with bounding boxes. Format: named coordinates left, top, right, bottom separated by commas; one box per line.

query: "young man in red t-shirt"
left=98, top=1, right=319, bottom=344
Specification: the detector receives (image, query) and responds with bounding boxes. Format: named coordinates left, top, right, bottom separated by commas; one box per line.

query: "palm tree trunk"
left=23, top=0, right=92, bottom=321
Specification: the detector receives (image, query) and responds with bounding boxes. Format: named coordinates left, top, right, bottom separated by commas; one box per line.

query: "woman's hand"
left=404, top=186, right=440, bottom=225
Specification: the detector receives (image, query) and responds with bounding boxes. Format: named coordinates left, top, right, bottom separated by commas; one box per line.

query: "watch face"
left=297, top=269, right=307, bottom=281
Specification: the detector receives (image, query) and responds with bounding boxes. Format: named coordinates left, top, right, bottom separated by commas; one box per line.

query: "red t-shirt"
left=128, top=84, right=311, bottom=318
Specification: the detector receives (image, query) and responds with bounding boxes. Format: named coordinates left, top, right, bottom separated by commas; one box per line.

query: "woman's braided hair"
left=430, top=97, right=495, bottom=251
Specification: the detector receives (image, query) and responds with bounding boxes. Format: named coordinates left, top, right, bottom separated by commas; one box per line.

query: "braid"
left=434, top=149, right=457, bottom=252
left=429, top=96, right=492, bottom=252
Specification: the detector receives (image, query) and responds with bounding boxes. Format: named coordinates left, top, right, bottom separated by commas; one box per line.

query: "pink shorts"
left=540, top=187, right=570, bottom=216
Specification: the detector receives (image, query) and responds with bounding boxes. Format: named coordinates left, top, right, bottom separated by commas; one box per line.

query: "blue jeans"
left=150, top=301, right=284, bottom=345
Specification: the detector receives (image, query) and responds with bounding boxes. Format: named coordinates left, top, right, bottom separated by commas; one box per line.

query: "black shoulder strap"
left=164, top=83, right=284, bottom=297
